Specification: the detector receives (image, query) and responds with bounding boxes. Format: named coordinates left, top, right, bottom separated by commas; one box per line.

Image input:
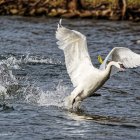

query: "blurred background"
left=0, top=0, right=140, bottom=21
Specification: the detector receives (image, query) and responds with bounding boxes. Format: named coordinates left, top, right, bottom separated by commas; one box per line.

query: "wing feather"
left=56, top=21, right=95, bottom=87
left=100, top=47, right=140, bottom=70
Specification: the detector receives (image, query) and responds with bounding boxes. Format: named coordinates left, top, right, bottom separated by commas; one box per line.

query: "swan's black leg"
left=89, top=93, right=101, bottom=97
left=72, top=98, right=75, bottom=106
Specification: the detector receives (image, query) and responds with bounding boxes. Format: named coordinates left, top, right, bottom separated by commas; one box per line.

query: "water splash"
left=17, top=53, right=62, bottom=65
left=0, top=62, right=18, bottom=100
left=0, top=54, right=67, bottom=108
left=37, top=82, right=70, bottom=107
left=25, top=55, right=62, bottom=65
left=1, top=56, right=21, bottom=69
left=20, top=79, right=70, bottom=107
left=1, top=54, right=62, bottom=69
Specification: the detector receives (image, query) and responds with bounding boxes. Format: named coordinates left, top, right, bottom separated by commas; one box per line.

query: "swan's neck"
left=105, top=61, right=116, bottom=76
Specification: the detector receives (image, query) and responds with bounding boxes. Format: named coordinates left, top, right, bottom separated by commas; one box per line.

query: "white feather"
left=100, top=47, right=140, bottom=70
left=56, top=22, right=97, bottom=87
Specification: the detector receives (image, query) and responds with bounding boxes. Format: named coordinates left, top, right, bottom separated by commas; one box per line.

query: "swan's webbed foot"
left=65, top=94, right=82, bottom=111
left=71, top=95, right=82, bottom=111
left=72, top=100, right=82, bottom=112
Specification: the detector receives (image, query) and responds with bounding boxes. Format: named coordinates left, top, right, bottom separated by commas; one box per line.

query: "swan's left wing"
left=100, top=47, right=140, bottom=71
left=56, top=20, right=95, bottom=87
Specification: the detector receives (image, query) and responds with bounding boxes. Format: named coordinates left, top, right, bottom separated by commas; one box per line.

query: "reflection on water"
left=68, top=109, right=139, bottom=129
left=0, top=16, right=140, bottom=140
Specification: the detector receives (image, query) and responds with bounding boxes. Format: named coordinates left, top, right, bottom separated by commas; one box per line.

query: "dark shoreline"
left=0, top=0, right=140, bottom=21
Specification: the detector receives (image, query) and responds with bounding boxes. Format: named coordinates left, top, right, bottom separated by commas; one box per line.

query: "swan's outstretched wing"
left=56, top=21, right=95, bottom=87
left=100, top=47, right=140, bottom=71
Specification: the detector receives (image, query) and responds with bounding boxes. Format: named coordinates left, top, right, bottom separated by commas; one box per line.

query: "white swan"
left=56, top=20, right=140, bottom=110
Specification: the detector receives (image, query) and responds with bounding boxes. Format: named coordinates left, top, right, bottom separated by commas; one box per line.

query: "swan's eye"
left=120, top=64, right=125, bottom=69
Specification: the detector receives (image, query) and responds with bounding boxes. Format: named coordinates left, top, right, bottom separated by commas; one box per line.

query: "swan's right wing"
left=100, top=47, right=140, bottom=70
left=56, top=21, right=95, bottom=87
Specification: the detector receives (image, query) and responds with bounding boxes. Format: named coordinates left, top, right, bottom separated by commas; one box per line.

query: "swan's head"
left=113, top=62, right=126, bottom=71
